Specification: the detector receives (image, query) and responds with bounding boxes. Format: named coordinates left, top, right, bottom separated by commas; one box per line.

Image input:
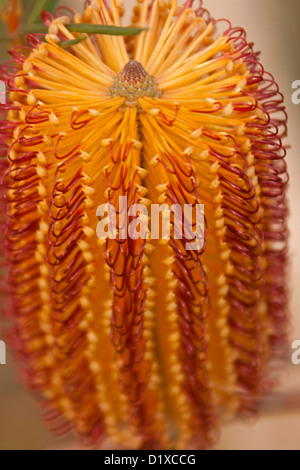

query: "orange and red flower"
left=0, top=0, right=289, bottom=450
left=1, top=0, right=22, bottom=34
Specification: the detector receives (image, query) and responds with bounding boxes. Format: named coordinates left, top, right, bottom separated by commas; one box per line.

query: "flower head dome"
left=0, top=0, right=288, bottom=450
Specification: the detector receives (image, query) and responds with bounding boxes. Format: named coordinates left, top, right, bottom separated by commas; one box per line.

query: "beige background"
left=0, top=0, right=300, bottom=450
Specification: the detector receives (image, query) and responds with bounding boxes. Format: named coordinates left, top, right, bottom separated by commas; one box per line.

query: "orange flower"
left=1, top=0, right=22, bottom=34
left=0, top=0, right=288, bottom=450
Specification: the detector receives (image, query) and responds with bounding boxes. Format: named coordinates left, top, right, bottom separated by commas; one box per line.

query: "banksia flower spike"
left=0, top=0, right=22, bottom=35
left=0, top=0, right=288, bottom=450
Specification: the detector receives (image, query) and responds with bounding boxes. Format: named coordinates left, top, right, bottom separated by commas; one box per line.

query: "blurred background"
left=0, top=0, right=299, bottom=450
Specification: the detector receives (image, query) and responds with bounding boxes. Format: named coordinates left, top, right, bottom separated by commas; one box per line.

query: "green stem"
left=60, top=34, right=88, bottom=49
left=66, top=24, right=148, bottom=36
left=23, top=22, right=147, bottom=37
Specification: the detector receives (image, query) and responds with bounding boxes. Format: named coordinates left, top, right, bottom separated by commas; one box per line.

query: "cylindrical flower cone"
left=0, top=0, right=289, bottom=450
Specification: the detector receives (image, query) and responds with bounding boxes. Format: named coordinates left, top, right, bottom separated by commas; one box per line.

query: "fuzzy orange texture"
left=2, top=0, right=288, bottom=450
left=1, top=0, right=22, bottom=34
